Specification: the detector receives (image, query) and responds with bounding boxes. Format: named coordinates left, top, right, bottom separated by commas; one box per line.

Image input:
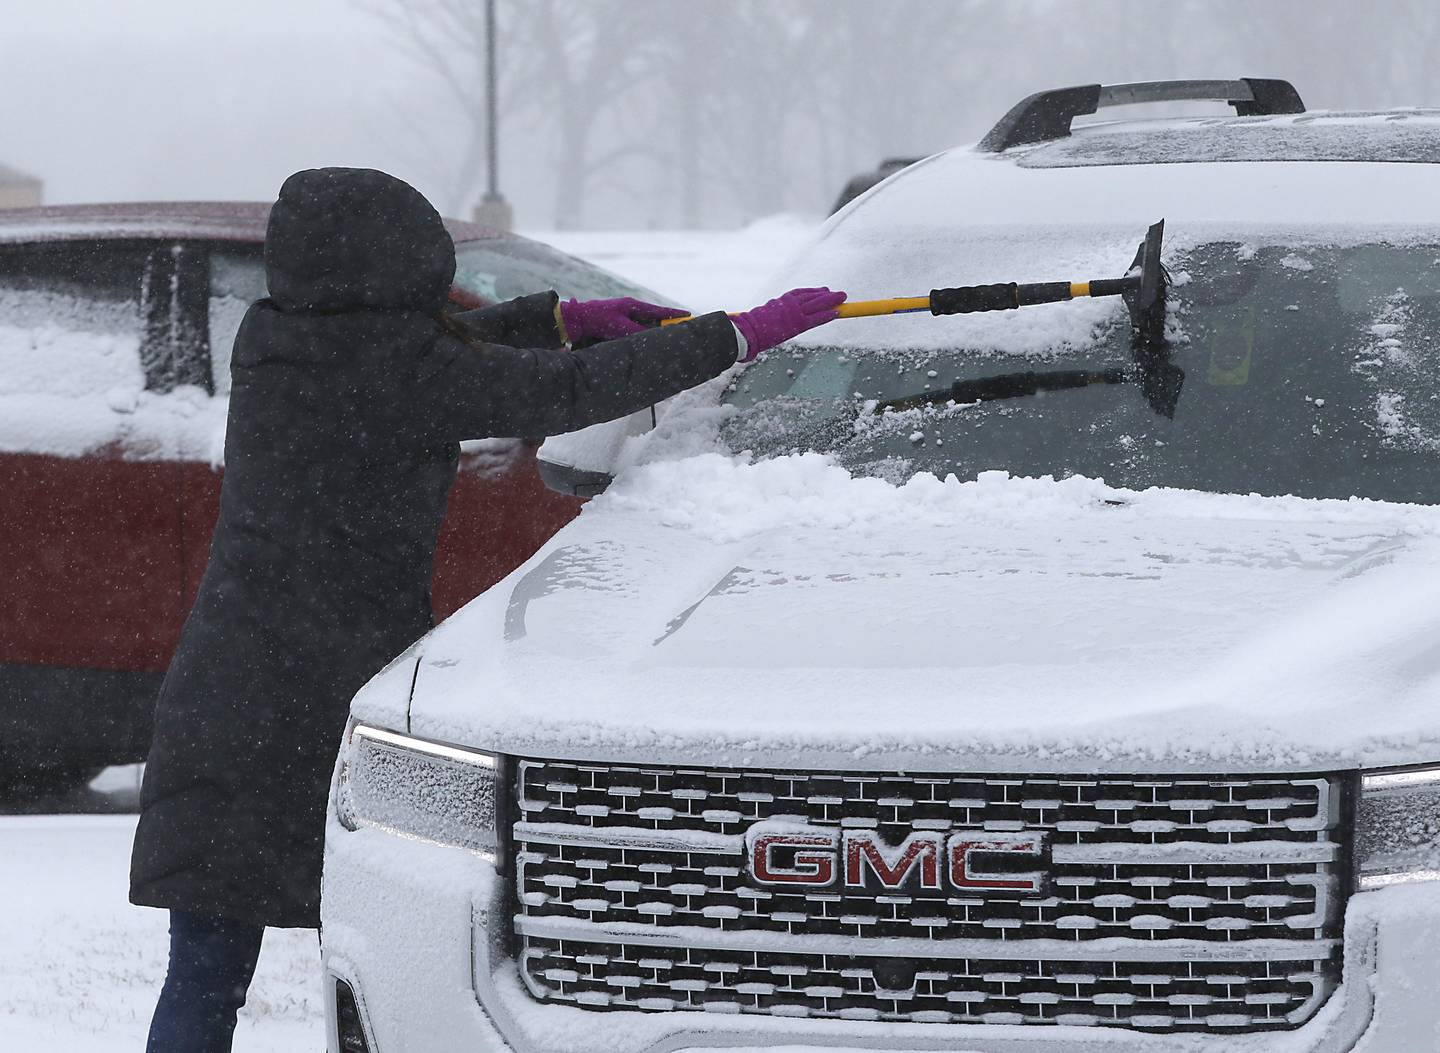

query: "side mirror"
left=536, top=458, right=614, bottom=498
left=536, top=404, right=660, bottom=497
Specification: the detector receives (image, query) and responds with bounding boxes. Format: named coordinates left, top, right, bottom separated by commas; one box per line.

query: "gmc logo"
left=746, top=823, right=1047, bottom=895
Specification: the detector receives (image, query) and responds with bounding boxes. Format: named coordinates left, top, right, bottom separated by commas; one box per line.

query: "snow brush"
left=788, top=219, right=1182, bottom=436
left=660, top=219, right=1168, bottom=331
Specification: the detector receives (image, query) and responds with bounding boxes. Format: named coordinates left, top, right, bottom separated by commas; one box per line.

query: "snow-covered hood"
left=402, top=455, right=1440, bottom=774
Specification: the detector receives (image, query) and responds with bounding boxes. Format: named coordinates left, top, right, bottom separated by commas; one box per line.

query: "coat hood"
left=264, top=167, right=455, bottom=314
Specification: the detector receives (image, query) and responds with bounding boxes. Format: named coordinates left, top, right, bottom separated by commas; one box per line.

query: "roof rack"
left=978, top=78, right=1305, bottom=153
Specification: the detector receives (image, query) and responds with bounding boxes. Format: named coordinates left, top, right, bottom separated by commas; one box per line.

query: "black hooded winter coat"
left=129, top=168, right=739, bottom=928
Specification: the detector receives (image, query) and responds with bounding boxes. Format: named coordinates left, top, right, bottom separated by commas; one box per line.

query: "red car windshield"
left=450, top=238, right=668, bottom=309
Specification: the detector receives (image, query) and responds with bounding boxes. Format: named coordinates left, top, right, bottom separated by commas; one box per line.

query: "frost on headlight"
left=339, top=724, right=500, bottom=861
left=1356, top=766, right=1440, bottom=890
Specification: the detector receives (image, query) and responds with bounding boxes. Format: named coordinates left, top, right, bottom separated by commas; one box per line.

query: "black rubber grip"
left=1015, top=281, right=1073, bottom=307
left=930, top=283, right=1018, bottom=315
left=947, top=367, right=1128, bottom=405
left=1087, top=276, right=1138, bottom=298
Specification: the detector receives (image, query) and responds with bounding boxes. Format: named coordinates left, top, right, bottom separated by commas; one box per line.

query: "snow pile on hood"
left=602, top=452, right=1105, bottom=541
left=600, top=450, right=1437, bottom=542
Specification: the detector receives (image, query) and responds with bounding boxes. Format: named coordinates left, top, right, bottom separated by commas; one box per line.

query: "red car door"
left=431, top=439, right=584, bottom=617
left=0, top=239, right=193, bottom=779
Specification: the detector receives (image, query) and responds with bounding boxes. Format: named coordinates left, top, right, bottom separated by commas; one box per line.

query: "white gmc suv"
left=321, top=79, right=1440, bottom=1052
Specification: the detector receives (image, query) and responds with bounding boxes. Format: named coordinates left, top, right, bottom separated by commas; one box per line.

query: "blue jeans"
left=145, top=911, right=265, bottom=1053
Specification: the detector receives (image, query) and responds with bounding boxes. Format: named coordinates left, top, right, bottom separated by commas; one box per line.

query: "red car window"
left=452, top=238, right=671, bottom=306
left=0, top=241, right=148, bottom=411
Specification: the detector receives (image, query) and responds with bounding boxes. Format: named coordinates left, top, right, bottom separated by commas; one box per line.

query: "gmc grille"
left=512, top=761, right=1346, bottom=1033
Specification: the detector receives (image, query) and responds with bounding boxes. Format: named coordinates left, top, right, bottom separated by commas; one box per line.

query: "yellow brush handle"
left=658, top=295, right=933, bottom=326
left=835, top=296, right=931, bottom=318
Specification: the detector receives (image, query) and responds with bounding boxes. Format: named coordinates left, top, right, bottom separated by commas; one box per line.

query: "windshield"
left=722, top=243, right=1440, bottom=504
left=453, top=238, right=669, bottom=305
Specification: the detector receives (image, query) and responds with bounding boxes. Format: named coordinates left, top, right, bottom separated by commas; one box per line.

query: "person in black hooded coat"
left=128, top=168, right=844, bottom=1052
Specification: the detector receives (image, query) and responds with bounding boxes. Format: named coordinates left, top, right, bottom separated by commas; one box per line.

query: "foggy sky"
left=2, top=1, right=442, bottom=208
left=3, top=1, right=1438, bottom=230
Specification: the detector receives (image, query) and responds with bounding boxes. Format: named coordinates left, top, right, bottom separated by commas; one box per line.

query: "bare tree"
left=354, top=0, right=530, bottom=215
left=518, top=0, right=672, bottom=228
left=357, top=0, right=670, bottom=227
left=357, top=0, right=1440, bottom=230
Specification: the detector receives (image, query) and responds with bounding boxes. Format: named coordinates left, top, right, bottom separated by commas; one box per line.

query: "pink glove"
left=559, top=296, right=688, bottom=343
left=732, top=287, right=847, bottom=361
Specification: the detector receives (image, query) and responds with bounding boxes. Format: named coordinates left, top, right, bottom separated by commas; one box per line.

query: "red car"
left=0, top=202, right=642, bottom=797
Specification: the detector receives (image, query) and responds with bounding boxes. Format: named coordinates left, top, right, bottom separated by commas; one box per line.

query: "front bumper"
left=321, top=816, right=1440, bottom=1053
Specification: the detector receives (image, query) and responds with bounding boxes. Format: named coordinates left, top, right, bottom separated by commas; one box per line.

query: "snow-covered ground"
left=0, top=222, right=816, bottom=1052
left=0, top=814, right=323, bottom=1051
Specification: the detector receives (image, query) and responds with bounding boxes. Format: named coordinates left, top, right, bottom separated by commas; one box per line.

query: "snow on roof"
left=832, top=147, right=1440, bottom=241
left=0, top=201, right=507, bottom=245
left=1019, top=110, right=1440, bottom=167
left=0, top=201, right=272, bottom=244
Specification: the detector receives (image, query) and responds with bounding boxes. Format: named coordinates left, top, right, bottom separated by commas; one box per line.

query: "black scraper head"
left=1121, top=219, right=1181, bottom=416
left=1122, top=219, right=1167, bottom=346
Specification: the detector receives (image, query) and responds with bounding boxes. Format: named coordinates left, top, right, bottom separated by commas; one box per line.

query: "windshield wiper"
left=788, top=361, right=1182, bottom=453
left=790, top=359, right=1184, bottom=453
left=873, top=360, right=1185, bottom=418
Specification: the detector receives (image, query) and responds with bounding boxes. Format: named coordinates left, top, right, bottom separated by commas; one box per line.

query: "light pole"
left=473, top=0, right=513, bottom=230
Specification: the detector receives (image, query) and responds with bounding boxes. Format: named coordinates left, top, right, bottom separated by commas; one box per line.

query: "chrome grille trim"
left=518, top=762, right=1336, bottom=844
left=515, top=845, right=1335, bottom=942
left=518, top=937, right=1333, bottom=1029
left=513, top=759, right=1347, bottom=1033
left=513, top=821, right=741, bottom=854
left=516, top=914, right=1339, bottom=963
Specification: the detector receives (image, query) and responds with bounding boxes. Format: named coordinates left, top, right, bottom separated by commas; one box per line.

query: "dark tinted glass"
left=0, top=239, right=147, bottom=303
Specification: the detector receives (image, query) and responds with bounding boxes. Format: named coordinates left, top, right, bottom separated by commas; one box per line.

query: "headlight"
left=336, top=723, right=501, bottom=862
left=1356, top=764, right=1440, bottom=890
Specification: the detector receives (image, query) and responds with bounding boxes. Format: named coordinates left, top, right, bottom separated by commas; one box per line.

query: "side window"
left=0, top=241, right=148, bottom=402
left=141, top=242, right=211, bottom=393
left=206, top=247, right=267, bottom=397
